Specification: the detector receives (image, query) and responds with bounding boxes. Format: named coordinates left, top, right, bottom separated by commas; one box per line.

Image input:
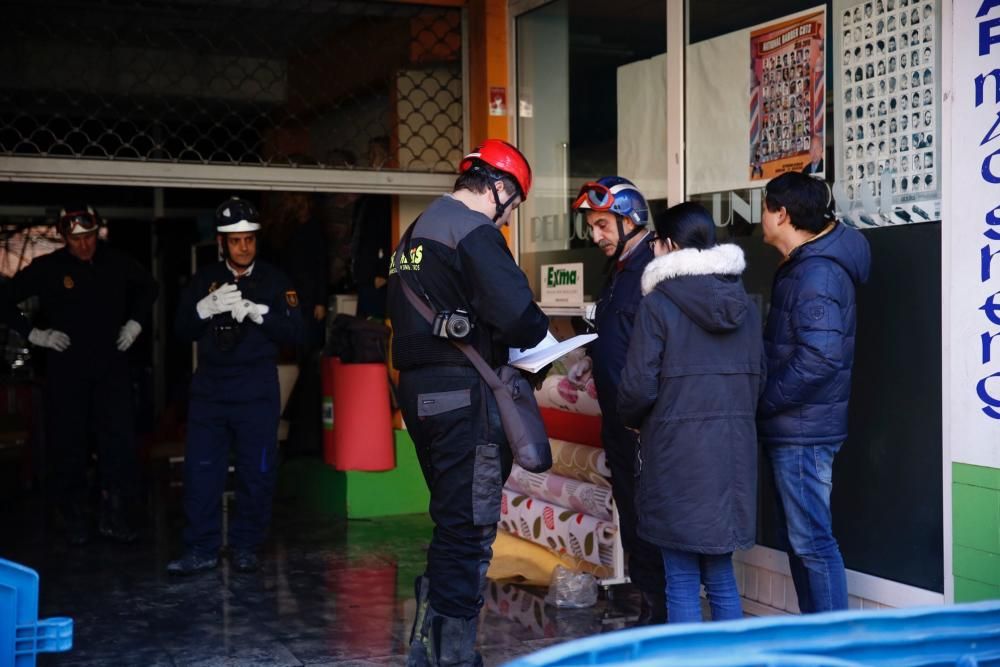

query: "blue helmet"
left=572, top=176, right=649, bottom=227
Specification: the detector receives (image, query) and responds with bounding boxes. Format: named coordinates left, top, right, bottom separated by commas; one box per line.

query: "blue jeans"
left=768, top=444, right=848, bottom=613
left=661, top=549, right=743, bottom=623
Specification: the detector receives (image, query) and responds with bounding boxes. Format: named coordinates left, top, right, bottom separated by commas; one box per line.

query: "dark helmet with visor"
left=215, top=197, right=261, bottom=234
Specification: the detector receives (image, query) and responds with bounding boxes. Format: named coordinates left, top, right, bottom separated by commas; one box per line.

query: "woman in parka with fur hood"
left=618, top=202, right=765, bottom=623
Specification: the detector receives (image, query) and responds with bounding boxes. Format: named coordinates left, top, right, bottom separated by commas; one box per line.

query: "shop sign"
left=540, top=263, right=583, bottom=306
left=951, top=0, right=1000, bottom=467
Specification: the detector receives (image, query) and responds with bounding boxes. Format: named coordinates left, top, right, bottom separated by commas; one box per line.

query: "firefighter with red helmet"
left=387, top=140, right=549, bottom=666
left=0, top=204, right=158, bottom=545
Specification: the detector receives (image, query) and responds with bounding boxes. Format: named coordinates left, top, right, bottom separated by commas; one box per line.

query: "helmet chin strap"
left=613, top=216, right=645, bottom=259
left=487, top=180, right=518, bottom=224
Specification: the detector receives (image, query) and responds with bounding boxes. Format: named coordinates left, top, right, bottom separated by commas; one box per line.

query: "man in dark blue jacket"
left=573, top=176, right=665, bottom=624
left=0, top=205, right=157, bottom=545
left=758, top=173, right=871, bottom=613
left=168, top=197, right=304, bottom=575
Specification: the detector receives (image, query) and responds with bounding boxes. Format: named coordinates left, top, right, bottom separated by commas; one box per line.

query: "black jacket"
left=0, top=243, right=157, bottom=374
left=175, top=260, right=304, bottom=370
left=592, top=237, right=653, bottom=439
left=618, top=244, right=764, bottom=554
left=387, top=195, right=548, bottom=369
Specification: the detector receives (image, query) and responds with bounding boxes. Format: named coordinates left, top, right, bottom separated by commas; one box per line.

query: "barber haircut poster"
left=750, top=10, right=826, bottom=181
left=833, top=0, right=941, bottom=226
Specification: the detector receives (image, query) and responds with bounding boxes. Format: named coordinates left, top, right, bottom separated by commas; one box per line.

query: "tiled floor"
left=1, top=464, right=642, bottom=667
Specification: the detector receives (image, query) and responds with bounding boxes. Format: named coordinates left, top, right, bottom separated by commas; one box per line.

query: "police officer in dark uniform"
left=388, top=140, right=549, bottom=667
left=573, top=177, right=666, bottom=624
left=0, top=204, right=157, bottom=545
left=167, top=197, right=303, bottom=575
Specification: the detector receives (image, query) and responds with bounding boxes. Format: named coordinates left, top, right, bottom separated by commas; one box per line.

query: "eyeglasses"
left=573, top=182, right=615, bottom=211
left=647, top=234, right=660, bottom=252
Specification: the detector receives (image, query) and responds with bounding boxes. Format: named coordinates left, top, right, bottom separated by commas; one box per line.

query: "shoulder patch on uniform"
left=63, top=275, right=74, bottom=289
left=285, top=290, right=299, bottom=307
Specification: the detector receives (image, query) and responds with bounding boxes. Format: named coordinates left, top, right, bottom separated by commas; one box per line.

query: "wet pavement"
left=2, top=461, right=643, bottom=666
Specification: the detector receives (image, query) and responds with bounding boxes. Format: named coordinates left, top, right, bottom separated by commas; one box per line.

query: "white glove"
left=28, top=328, right=71, bottom=352
left=232, top=300, right=270, bottom=325
left=116, top=320, right=142, bottom=351
left=196, top=283, right=242, bottom=320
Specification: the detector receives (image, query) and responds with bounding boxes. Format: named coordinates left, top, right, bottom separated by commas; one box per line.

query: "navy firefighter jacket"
left=0, top=243, right=158, bottom=375
left=175, top=260, right=304, bottom=371
left=591, top=238, right=654, bottom=434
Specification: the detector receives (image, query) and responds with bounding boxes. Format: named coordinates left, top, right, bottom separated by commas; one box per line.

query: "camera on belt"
left=432, top=309, right=473, bottom=340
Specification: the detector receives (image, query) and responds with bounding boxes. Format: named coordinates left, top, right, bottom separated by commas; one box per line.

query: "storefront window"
left=515, top=0, right=666, bottom=302
left=686, top=0, right=943, bottom=594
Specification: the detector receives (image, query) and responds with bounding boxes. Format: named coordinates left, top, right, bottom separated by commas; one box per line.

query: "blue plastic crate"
left=0, top=558, right=73, bottom=667
left=503, top=601, right=1000, bottom=667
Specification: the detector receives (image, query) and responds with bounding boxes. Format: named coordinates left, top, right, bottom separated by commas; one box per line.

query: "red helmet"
left=459, top=139, right=532, bottom=199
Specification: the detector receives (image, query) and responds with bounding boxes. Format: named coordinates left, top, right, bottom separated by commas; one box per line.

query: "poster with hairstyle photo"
left=750, top=9, right=826, bottom=179
left=834, top=0, right=941, bottom=225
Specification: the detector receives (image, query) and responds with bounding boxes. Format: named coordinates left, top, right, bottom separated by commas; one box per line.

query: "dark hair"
left=764, top=172, right=833, bottom=233
left=653, top=202, right=717, bottom=250
left=454, top=159, right=520, bottom=198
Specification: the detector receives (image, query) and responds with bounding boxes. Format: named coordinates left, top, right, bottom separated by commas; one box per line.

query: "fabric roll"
left=487, top=531, right=612, bottom=586
left=535, top=374, right=602, bottom=416
left=499, top=490, right=617, bottom=568
left=540, top=408, right=603, bottom=448
left=548, top=439, right=612, bottom=487
left=505, top=465, right=614, bottom=522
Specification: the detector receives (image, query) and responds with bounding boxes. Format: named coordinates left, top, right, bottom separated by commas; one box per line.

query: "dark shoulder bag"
left=397, top=272, right=552, bottom=473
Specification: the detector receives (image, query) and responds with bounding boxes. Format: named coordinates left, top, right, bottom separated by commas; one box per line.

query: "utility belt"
left=392, top=332, right=499, bottom=371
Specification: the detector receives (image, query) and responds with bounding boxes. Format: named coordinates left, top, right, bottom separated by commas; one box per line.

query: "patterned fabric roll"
left=505, top=465, right=614, bottom=522
left=498, top=490, right=618, bottom=568
left=535, top=374, right=602, bottom=416
left=548, top=439, right=612, bottom=487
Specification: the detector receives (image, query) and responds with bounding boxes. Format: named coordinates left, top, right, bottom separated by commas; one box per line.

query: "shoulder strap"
left=397, top=277, right=503, bottom=392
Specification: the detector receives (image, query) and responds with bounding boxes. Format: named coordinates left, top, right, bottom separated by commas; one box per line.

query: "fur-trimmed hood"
left=641, top=244, right=750, bottom=334
left=640, top=244, right=746, bottom=295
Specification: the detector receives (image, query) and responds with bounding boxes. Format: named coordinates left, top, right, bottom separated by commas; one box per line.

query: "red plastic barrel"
left=321, top=356, right=340, bottom=466
left=331, top=361, right=395, bottom=471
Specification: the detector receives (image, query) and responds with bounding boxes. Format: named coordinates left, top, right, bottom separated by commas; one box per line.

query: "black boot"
left=98, top=492, right=138, bottom=543
left=429, top=612, right=482, bottom=667
left=634, top=589, right=667, bottom=626
left=408, top=577, right=482, bottom=667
